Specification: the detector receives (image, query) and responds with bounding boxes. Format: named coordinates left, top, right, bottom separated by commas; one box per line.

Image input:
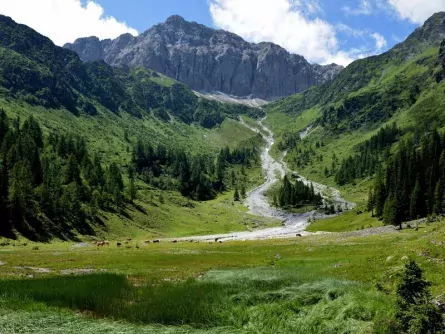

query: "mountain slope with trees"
left=266, top=12, right=445, bottom=227
left=0, top=15, right=269, bottom=240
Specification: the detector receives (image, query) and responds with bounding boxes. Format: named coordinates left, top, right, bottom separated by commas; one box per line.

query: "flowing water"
left=178, top=116, right=354, bottom=242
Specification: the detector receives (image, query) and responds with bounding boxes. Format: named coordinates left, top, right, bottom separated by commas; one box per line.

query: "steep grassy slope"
left=265, top=13, right=445, bottom=207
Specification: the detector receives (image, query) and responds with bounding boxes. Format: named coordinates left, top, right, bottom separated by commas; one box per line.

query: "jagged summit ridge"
left=64, top=15, right=343, bottom=100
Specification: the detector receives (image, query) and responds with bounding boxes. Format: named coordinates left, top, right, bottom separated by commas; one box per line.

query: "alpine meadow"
left=1, top=3, right=445, bottom=333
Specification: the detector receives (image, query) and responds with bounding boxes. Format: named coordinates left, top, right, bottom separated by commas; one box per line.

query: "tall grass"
left=0, top=270, right=395, bottom=333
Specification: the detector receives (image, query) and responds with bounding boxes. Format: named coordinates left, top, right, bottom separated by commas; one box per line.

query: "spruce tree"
left=127, top=165, right=137, bottom=202
left=241, top=184, right=246, bottom=199
left=395, top=260, right=444, bottom=333
left=234, top=187, right=240, bottom=201
left=383, top=194, right=398, bottom=227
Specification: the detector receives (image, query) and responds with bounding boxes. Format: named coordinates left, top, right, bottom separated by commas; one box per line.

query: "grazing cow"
left=92, top=241, right=98, bottom=245
left=97, top=242, right=105, bottom=247
left=144, top=240, right=151, bottom=244
left=126, top=238, right=132, bottom=242
left=117, top=242, right=122, bottom=247
left=296, top=234, right=302, bottom=237
left=104, top=241, right=109, bottom=246
left=219, top=240, right=223, bottom=244
left=153, top=240, right=160, bottom=244
left=124, top=241, right=129, bottom=244
left=172, top=240, right=178, bottom=243
left=215, top=238, right=220, bottom=242
left=189, top=240, right=193, bottom=243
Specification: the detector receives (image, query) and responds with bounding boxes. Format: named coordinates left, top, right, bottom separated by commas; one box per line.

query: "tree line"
left=133, top=134, right=261, bottom=201
left=368, top=128, right=445, bottom=226
left=335, top=123, right=400, bottom=185
left=273, top=175, right=323, bottom=209
left=0, top=110, right=129, bottom=239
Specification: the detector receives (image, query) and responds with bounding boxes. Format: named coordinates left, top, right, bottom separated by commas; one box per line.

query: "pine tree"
left=273, top=195, right=278, bottom=207
left=434, top=179, right=445, bottom=214
left=410, top=180, right=422, bottom=220
left=383, top=194, right=399, bottom=228
left=127, top=165, right=137, bottom=202
left=367, top=189, right=375, bottom=216
left=374, top=168, right=386, bottom=218
left=64, top=154, right=81, bottom=185
left=234, top=187, right=240, bottom=201
left=241, top=184, right=246, bottom=199
left=241, top=165, right=246, bottom=176
left=395, top=260, right=444, bottom=333
left=8, top=161, right=34, bottom=217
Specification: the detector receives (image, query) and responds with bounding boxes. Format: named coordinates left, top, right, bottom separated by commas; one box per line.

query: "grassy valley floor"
left=1, top=220, right=445, bottom=333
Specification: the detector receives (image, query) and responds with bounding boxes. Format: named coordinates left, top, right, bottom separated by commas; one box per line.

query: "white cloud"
left=0, top=0, right=138, bottom=45
left=342, top=0, right=373, bottom=16
left=372, top=32, right=387, bottom=50
left=209, top=0, right=388, bottom=66
left=209, top=0, right=362, bottom=66
left=387, top=0, right=445, bottom=24
left=304, top=0, right=322, bottom=15
left=336, top=23, right=368, bottom=37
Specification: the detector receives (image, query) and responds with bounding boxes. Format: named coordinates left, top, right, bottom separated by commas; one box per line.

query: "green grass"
left=307, top=210, right=383, bottom=232
left=3, top=221, right=445, bottom=332
left=0, top=223, right=445, bottom=333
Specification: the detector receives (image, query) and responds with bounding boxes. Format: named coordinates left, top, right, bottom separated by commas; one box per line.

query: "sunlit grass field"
left=1, top=221, right=444, bottom=333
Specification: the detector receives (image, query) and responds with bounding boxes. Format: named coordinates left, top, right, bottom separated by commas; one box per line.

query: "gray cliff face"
left=64, top=15, right=343, bottom=100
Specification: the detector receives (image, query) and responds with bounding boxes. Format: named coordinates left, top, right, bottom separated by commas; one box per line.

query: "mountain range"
left=64, top=15, right=343, bottom=100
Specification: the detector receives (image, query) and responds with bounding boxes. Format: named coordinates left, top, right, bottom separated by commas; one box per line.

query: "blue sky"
left=0, top=0, right=444, bottom=65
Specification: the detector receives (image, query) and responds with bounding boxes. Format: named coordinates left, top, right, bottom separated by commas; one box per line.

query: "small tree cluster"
left=277, top=175, right=322, bottom=209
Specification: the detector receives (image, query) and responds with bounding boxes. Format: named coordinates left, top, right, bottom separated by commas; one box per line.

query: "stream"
left=178, top=116, right=354, bottom=242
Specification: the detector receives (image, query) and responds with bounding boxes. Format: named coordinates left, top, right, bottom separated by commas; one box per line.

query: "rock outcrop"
left=64, top=15, right=343, bottom=100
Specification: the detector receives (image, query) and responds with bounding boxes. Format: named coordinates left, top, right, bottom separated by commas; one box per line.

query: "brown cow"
left=117, top=242, right=122, bottom=247
left=144, top=240, right=151, bottom=244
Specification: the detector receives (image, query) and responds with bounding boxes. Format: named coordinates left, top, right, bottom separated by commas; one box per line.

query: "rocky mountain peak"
left=64, top=16, right=343, bottom=100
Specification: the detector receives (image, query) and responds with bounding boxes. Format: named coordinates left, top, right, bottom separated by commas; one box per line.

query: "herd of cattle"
left=92, top=237, right=225, bottom=247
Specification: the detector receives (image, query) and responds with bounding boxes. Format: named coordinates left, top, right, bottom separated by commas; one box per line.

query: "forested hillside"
left=266, top=12, right=445, bottom=226
left=0, top=15, right=268, bottom=240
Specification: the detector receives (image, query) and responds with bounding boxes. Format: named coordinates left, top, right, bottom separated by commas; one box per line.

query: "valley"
left=1, top=8, right=445, bottom=334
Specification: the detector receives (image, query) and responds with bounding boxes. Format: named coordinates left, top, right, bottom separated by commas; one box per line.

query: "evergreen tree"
left=8, top=161, right=34, bottom=217
left=64, top=154, right=81, bottom=185
left=395, top=260, right=443, bottom=333
left=410, top=180, right=423, bottom=220
left=234, top=187, right=240, bottom=201
left=241, top=184, right=246, bottom=199
left=383, top=194, right=399, bottom=227
left=273, top=195, right=278, bottom=207
left=367, top=189, right=375, bottom=216
left=434, top=179, right=444, bottom=214
left=374, top=168, right=387, bottom=218
left=127, top=165, right=137, bottom=202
